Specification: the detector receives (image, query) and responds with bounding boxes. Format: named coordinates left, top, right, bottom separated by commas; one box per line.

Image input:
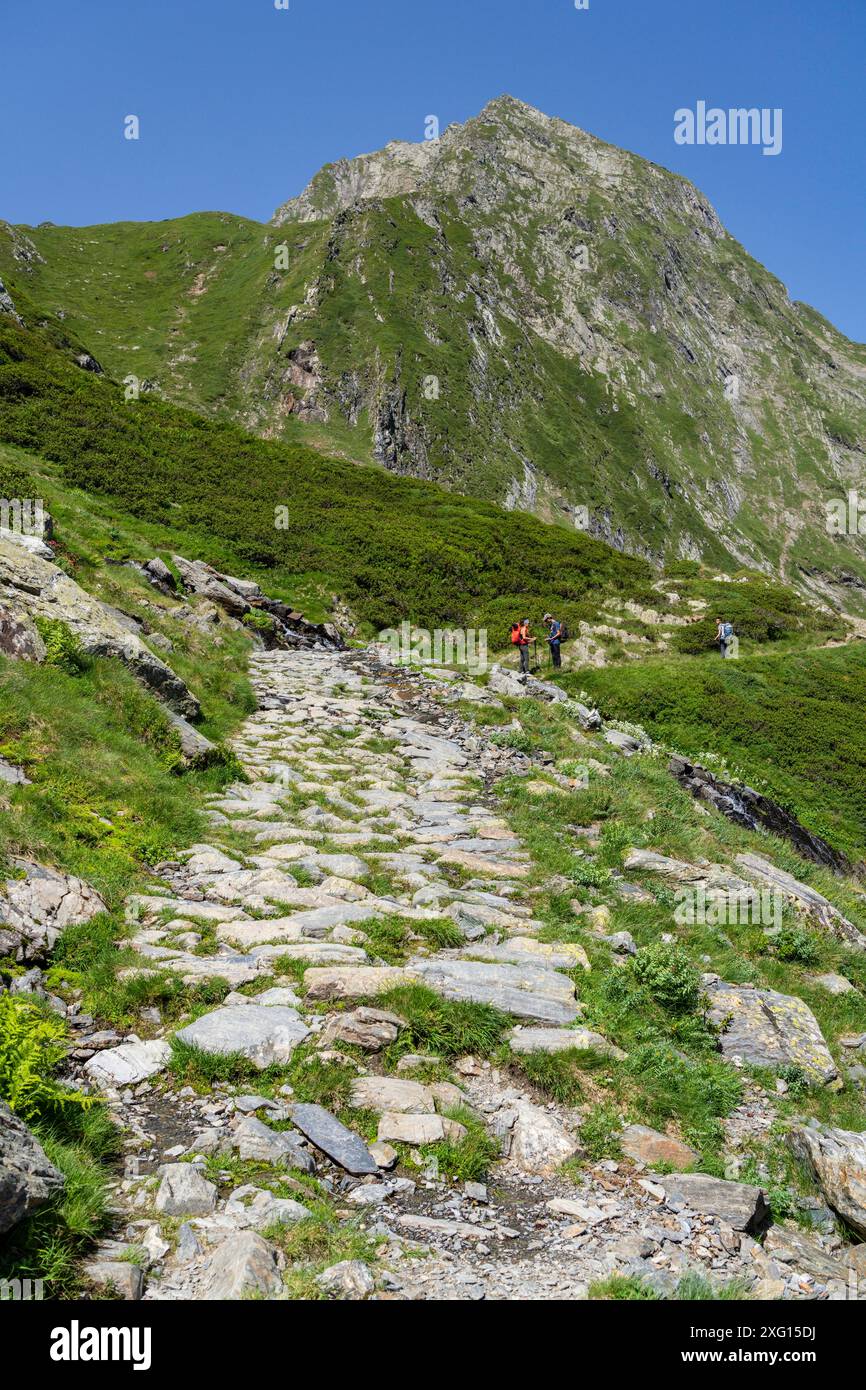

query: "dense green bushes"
left=0, top=317, right=654, bottom=634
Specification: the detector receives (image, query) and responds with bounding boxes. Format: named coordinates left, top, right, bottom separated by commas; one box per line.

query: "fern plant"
left=33, top=618, right=86, bottom=674
left=0, top=995, right=91, bottom=1120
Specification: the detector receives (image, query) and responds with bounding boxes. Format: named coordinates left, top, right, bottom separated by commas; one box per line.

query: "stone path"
left=76, top=649, right=862, bottom=1301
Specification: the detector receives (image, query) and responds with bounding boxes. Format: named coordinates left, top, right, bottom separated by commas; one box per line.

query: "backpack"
left=721, top=622, right=734, bottom=640
left=510, top=624, right=521, bottom=645
left=559, top=622, right=569, bottom=642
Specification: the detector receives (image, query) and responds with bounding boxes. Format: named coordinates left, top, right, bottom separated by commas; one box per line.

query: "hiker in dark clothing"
left=543, top=613, right=563, bottom=669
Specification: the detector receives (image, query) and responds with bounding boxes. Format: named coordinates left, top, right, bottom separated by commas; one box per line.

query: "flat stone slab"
left=463, top=937, right=590, bottom=972
left=620, top=1124, right=697, bottom=1171
left=508, top=1026, right=623, bottom=1058
left=376, top=1113, right=464, bottom=1146
left=175, top=1005, right=310, bottom=1069
left=660, top=1173, right=770, bottom=1233
left=350, top=1076, right=435, bottom=1114
left=290, top=1102, right=378, bottom=1175
left=704, top=977, right=837, bottom=1084
left=408, top=957, right=579, bottom=1025
left=303, top=966, right=408, bottom=1001
left=221, top=904, right=379, bottom=946
left=84, top=1039, right=172, bottom=1088
left=436, top=850, right=529, bottom=878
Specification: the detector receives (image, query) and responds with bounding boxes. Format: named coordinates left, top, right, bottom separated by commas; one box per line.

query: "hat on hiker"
left=543, top=613, right=553, bottom=622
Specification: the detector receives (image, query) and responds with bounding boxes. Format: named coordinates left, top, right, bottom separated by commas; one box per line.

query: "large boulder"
left=509, top=1100, right=579, bottom=1173
left=0, top=1100, right=65, bottom=1234
left=788, top=1125, right=866, bottom=1237
left=660, top=1173, right=770, bottom=1233
left=0, top=537, right=200, bottom=718
left=704, top=977, right=837, bottom=1084
left=0, top=860, right=107, bottom=962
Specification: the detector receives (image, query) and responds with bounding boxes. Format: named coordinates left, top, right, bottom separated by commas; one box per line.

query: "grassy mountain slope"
left=3, top=96, right=866, bottom=604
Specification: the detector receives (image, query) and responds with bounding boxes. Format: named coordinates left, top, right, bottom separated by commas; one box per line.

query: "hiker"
left=543, top=612, right=563, bottom=669
left=511, top=617, right=533, bottom=674
left=716, top=616, right=734, bottom=657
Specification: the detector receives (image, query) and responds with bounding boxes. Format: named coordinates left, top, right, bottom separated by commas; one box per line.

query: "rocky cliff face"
left=4, top=97, right=866, bottom=601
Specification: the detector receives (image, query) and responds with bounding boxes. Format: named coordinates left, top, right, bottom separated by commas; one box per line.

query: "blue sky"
left=3, top=0, right=865, bottom=339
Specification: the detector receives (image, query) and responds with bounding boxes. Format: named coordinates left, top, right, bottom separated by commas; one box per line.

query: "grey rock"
left=175, top=1005, right=310, bottom=1070
left=84, top=1039, right=171, bottom=1089
left=290, top=1102, right=378, bottom=1175
left=0, top=1100, right=66, bottom=1234
left=787, top=1124, right=866, bottom=1238
left=0, top=537, right=200, bottom=718
left=704, top=978, right=837, bottom=1084
left=659, top=1173, right=769, bottom=1233
left=154, top=1164, right=217, bottom=1217
left=224, top=1185, right=311, bottom=1230
left=315, top=1259, right=375, bottom=1299
left=200, top=1230, right=282, bottom=1300
left=0, top=859, right=107, bottom=962
left=231, top=1116, right=314, bottom=1171
left=82, top=1260, right=144, bottom=1300
left=408, top=957, right=579, bottom=1025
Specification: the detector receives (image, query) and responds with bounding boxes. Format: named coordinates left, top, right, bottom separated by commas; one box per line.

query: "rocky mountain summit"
left=3, top=96, right=865, bottom=601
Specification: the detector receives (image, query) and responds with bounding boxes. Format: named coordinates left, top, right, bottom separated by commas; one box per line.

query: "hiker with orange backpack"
left=510, top=617, right=533, bottom=675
